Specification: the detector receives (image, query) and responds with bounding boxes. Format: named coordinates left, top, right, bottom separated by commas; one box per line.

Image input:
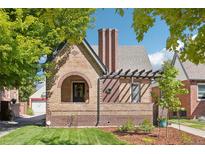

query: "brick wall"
left=189, top=80, right=205, bottom=118
left=176, top=80, right=205, bottom=118
left=47, top=44, right=153, bottom=127
left=153, top=80, right=205, bottom=119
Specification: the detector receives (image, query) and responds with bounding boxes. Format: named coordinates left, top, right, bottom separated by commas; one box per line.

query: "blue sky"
left=86, top=8, right=170, bottom=54
left=37, top=9, right=174, bottom=89
left=86, top=9, right=174, bottom=70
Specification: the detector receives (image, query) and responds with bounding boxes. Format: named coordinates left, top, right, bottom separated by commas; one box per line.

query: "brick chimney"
left=98, top=28, right=118, bottom=72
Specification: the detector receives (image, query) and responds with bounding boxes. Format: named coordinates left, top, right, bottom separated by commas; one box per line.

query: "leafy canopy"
left=18, top=79, right=36, bottom=102
left=133, top=9, right=205, bottom=64
left=0, top=8, right=95, bottom=89
left=156, top=61, right=188, bottom=112
left=117, top=9, right=205, bottom=64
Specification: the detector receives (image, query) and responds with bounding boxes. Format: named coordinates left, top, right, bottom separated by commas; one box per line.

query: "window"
left=198, top=84, right=205, bottom=100
left=131, top=83, right=140, bottom=103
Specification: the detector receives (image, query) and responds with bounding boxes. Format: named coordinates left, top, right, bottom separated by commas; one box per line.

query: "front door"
left=73, top=82, right=85, bottom=102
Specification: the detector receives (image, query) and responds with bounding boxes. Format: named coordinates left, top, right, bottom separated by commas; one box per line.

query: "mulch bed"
left=101, top=127, right=205, bottom=145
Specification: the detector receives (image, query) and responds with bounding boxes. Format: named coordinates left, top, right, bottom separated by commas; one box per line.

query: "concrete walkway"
left=0, top=127, right=17, bottom=137
left=0, top=114, right=45, bottom=138
left=170, top=123, right=205, bottom=138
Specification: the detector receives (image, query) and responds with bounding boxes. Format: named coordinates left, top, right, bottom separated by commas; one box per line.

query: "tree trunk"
left=166, top=111, right=169, bottom=138
left=158, top=107, right=165, bottom=138
left=177, top=111, right=181, bottom=131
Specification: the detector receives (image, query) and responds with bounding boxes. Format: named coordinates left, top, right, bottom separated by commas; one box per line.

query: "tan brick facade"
left=46, top=44, right=102, bottom=126
left=46, top=43, right=153, bottom=127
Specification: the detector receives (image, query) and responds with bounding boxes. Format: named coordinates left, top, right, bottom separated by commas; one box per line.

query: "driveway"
left=0, top=114, right=45, bottom=137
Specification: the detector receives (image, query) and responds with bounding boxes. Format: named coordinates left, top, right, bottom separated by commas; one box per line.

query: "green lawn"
left=0, top=126, right=126, bottom=145
left=170, top=119, right=205, bottom=130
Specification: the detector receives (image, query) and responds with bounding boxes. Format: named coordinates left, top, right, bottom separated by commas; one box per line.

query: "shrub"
left=138, top=119, right=154, bottom=133
left=118, top=119, right=135, bottom=132
left=27, top=108, right=34, bottom=116
left=142, top=137, right=155, bottom=144
left=181, top=132, right=192, bottom=144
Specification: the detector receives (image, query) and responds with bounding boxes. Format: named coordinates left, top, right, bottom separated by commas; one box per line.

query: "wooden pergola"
left=101, top=69, right=162, bottom=80
left=96, top=69, right=162, bottom=126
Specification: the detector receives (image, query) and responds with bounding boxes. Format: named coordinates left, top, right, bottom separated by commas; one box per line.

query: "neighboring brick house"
left=0, top=88, right=19, bottom=120
left=46, top=28, right=161, bottom=127
left=172, top=53, right=205, bottom=118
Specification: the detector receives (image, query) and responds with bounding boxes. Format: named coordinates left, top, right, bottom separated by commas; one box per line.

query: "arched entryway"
left=59, top=73, right=91, bottom=103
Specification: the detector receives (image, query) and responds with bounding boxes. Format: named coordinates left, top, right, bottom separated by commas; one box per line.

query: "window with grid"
left=131, top=83, right=140, bottom=103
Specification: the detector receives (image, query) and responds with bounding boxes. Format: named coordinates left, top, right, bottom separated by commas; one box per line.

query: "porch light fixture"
left=105, top=88, right=112, bottom=94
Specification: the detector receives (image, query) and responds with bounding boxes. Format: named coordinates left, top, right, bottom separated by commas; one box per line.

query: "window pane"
left=131, top=83, right=140, bottom=103
left=198, top=85, right=205, bottom=99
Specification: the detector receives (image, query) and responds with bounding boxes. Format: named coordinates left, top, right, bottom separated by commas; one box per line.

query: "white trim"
left=197, top=83, right=205, bottom=101
left=82, top=39, right=107, bottom=74
left=71, top=81, right=85, bottom=102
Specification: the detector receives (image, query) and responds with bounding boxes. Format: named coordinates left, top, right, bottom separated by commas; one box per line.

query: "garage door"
left=32, top=101, right=46, bottom=115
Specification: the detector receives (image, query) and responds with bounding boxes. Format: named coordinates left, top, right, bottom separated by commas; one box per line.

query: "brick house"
left=172, top=53, right=205, bottom=118
left=46, top=28, right=161, bottom=127
left=0, top=88, right=19, bottom=120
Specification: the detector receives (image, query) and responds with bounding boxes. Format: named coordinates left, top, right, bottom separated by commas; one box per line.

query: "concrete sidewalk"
left=170, top=123, right=205, bottom=138
left=0, top=127, right=16, bottom=138
left=0, top=114, right=45, bottom=138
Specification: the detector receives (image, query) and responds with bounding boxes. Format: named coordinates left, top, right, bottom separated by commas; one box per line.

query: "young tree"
left=156, top=61, right=188, bottom=137
left=116, top=9, right=205, bottom=64
left=0, top=9, right=95, bottom=89
left=157, top=61, right=188, bottom=113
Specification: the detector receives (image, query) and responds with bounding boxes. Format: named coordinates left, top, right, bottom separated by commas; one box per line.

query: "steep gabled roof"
left=172, top=53, right=205, bottom=80
left=47, top=39, right=107, bottom=74
left=92, top=45, right=152, bottom=71
left=83, top=39, right=107, bottom=74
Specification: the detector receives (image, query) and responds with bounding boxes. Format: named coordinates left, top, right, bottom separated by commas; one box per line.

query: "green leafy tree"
left=157, top=61, right=188, bottom=112
left=19, top=79, right=36, bottom=102
left=117, top=9, right=205, bottom=64
left=153, top=61, right=188, bottom=137
left=0, top=9, right=95, bottom=89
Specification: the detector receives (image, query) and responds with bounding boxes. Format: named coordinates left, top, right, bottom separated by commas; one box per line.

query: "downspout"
left=96, top=77, right=101, bottom=126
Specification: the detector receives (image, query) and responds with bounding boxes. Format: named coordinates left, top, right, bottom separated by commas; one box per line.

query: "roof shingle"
left=92, top=45, right=152, bottom=71
left=181, top=61, right=205, bottom=80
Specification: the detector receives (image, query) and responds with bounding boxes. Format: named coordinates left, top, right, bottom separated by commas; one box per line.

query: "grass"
left=0, top=126, right=126, bottom=145
left=170, top=118, right=205, bottom=130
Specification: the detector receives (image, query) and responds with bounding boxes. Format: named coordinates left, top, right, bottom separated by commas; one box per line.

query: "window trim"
left=71, top=81, right=86, bottom=102
left=131, top=82, right=141, bottom=103
left=197, top=83, right=205, bottom=101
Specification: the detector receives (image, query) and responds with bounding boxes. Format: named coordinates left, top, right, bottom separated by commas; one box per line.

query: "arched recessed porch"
left=61, top=75, right=90, bottom=103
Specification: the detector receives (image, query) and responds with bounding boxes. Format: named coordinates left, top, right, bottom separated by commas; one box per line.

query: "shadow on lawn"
left=40, top=136, right=78, bottom=145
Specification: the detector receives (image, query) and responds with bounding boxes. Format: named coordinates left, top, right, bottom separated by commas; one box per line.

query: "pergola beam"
left=101, top=68, right=162, bottom=80
left=102, top=70, right=115, bottom=83
left=142, top=69, right=152, bottom=78
left=110, top=69, right=123, bottom=79
left=131, top=69, right=138, bottom=77
left=136, top=69, right=145, bottom=77
left=122, top=69, right=131, bottom=78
